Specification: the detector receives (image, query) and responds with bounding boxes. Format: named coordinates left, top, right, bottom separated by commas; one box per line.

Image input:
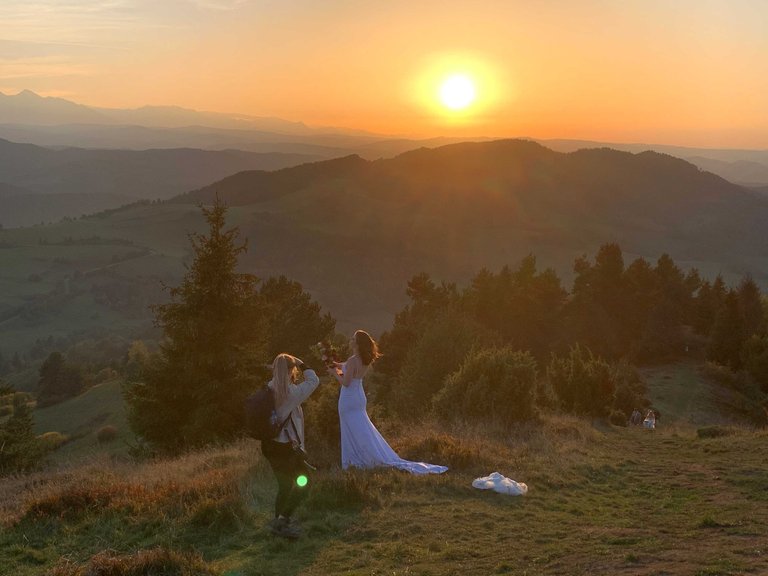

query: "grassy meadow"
left=1, top=362, right=767, bottom=576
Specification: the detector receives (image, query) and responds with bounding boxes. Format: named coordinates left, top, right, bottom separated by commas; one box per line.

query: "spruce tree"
left=125, top=200, right=267, bottom=451
left=0, top=402, right=44, bottom=476
left=707, top=290, right=745, bottom=370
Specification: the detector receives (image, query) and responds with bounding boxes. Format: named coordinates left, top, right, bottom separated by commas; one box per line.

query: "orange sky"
left=1, top=0, right=767, bottom=147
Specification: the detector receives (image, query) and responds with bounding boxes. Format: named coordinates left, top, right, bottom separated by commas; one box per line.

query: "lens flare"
left=296, top=475, right=308, bottom=487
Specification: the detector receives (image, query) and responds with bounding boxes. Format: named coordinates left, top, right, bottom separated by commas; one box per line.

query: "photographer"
left=262, top=353, right=320, bottom=539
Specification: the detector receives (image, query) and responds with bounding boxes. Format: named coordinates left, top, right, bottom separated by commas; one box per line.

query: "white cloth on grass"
left=472, top=472, right=528, bottom=495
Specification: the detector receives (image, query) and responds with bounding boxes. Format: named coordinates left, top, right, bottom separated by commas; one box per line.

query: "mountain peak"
left=16, top=89, right=42, bottom=99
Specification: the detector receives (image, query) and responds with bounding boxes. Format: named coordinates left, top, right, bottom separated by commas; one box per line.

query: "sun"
left=439, top=74, right=476, bottom=110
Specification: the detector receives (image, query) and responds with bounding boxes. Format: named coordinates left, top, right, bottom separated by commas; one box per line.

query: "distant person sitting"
left=643, top=409, right=656, bottom=430
left=630, top=409, right=642, bottom=426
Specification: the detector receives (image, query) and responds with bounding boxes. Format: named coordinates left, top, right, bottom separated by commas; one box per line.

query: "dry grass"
left=0, top=440, right=263, bottom=527
left=3, top=405, right=768, bottom=576
left=45, top=547, right=219, bottom=576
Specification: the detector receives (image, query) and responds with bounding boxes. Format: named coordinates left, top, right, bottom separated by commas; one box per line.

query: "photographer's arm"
left=291, top=359, right=320, bottom=404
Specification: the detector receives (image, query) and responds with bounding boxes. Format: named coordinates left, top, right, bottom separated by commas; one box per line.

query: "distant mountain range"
left=0, top=138, right=320, bottom=227
left=0, top=89, right=325, bottom=134
left=2, top=89, right=767, bottom=187
left=2, top=139, right=767, bottom=365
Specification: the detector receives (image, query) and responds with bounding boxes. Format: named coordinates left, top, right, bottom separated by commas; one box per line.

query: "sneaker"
left=286, top=518, right=303, bottom=537
left=266, top=517, right=284, bottom=534
left=268, top=516, right=300, bottom=540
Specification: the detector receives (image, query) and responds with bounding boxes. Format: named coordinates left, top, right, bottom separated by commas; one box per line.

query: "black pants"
left=261, top=440, right=310, bottom=519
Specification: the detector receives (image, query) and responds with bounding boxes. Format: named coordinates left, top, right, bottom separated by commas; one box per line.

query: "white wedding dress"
left=338, top=376, right=448, bottom=475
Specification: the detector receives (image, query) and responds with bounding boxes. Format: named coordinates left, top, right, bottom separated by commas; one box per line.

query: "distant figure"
left=630, top=409, right=642, bottom=426
left=643, top=409, right=656, bottom=430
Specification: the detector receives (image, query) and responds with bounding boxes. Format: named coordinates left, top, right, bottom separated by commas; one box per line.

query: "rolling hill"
left=1, top=139, right=767, bottom=374
left=0, top=138, right=321, bottom=227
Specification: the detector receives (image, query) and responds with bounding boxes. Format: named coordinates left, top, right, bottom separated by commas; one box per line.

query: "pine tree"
left=124, top=200, right=267, bottom=451
left=259, top=275, right=335, bottom=360
left=0, top=402, right=44, bottom=476
left=737, top=275, right=764, bottom=337
left=37, top=351, right=85, bottom=406
left=707, top=290, right=745, bottom=369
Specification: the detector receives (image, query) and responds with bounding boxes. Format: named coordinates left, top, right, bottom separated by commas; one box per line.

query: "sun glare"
left=439, top=74, right=476, bottom=110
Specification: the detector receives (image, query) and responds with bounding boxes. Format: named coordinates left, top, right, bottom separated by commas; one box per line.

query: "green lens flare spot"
left=296, top=475, right=308, bottom=487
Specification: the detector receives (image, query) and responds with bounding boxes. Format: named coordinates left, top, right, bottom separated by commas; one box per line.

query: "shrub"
left=609, top=410, right=628, bottom=427
left=742, top=334, right=768, bottom=393
left=389, top=309, right=494, bottom=418
left=547, top=345, right=615, bottom=418
left=612, top=361, right=648, bottom=418
left=303, top=378, right=341, bottom=467
left=96, top=425, right=118, bottom=444
left=433, top=347, right=538, bottom=425
left=38, top=431, right=68, bottom=451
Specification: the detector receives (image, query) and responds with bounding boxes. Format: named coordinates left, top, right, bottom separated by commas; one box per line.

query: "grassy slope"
left=2, top=364, right=767, bottom=576
left=32, top=379, right=135, bottom=461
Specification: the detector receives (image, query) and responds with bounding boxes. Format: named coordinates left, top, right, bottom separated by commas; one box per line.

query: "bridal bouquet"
left=311, top=340, right=341, bottom=369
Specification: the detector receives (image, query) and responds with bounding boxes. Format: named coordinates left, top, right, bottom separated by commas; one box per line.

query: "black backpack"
left=244, top=386, right=288, bottom=440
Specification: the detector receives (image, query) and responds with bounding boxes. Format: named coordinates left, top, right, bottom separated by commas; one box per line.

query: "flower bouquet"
left=311, top=340, right=342, bottom=368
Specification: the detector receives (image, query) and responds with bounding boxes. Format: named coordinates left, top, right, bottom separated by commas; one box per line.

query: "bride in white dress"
left=328, top=330, right=448, bottom=475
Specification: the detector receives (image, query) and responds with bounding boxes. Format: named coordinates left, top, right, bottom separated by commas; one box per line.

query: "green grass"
left=1, top=419, right=766, bottom=575
left=33, top=379, right=135, bottom=461
left=1, top=363, right=766, bottom=576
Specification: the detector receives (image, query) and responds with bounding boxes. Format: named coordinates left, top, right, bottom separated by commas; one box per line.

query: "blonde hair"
left=271, top=353, right=298, bottom=408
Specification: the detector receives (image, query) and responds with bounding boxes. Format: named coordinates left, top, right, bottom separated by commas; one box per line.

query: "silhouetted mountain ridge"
left=0, top=138, right=321, bottom=226
left=2, top=139, right=767, bottom=351
left=176, top=139, right=766, bottom=268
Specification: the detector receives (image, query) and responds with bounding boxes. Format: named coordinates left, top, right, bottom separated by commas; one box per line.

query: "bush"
left=742, top=334, right=768, bottom=393
left=97, top=425, right=118, bottom=444
left=303, top=377, right=341, bottom=467
left=38, top=431, right=69, bottom=451
left=547, top=345, right=615, bottom=418
left=612, top=361, right=648, bottom=418
left=433, top=347, right=538, bottom=425
left=609, top=410, right=628, bottom=427
left=389, top=309, right=494, bottom=418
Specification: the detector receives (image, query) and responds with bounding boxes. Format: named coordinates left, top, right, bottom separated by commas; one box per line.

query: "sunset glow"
left=0, top=1, right=766, bottom=146
left=439, top=74, right=476, bottom=110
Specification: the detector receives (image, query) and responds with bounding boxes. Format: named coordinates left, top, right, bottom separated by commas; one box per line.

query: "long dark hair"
left=355, top=330, right=381, bottom=366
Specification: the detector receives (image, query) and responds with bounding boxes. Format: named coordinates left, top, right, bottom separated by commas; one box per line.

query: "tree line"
left=4, top=203, right=766, bottom=471
left=370, top=243, right=768, bottom=424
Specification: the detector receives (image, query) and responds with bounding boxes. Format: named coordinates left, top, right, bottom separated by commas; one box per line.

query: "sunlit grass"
left=2, top=365, right=767, bottom=575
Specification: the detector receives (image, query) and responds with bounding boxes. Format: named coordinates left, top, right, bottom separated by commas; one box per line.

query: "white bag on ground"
left=472, top=472, right=528, bottom=495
